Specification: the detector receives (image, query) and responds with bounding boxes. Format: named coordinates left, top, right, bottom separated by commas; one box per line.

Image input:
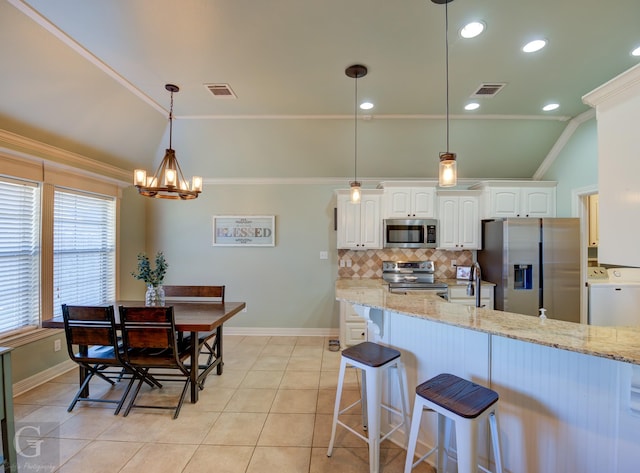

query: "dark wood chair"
left=118, top=306, right=193, bottom=419
left=164, top=285, right=225, bottom=365
left=61, top=304, right=137, bottom=414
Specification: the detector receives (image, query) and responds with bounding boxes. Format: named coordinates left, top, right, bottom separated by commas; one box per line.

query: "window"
left=0, top=178, right=40, bottom=335
left=53, top=189, right=116, bottom=317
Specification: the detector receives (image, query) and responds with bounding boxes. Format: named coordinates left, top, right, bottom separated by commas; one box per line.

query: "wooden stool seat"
left=416, top=373, right=499, bottom=419
left=342, top=341, right=401, bottom=367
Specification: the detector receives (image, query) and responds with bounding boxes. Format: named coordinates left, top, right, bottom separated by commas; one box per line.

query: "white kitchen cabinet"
left=336, top=190, right=383, bottom=249
left=588, top=194, right=599, bottom=247
left=381, top=185, right=436, bottom=218
left=340, top=301, right=367, bottom=347
left=448, top=283, right=494, bottom=309
left=471, top=181, right=556, bottom=219
left=437, top=191, right=481, bottom=250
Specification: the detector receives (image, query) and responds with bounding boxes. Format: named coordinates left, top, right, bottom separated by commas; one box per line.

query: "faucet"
left=466, top=261, right=483, bottom=307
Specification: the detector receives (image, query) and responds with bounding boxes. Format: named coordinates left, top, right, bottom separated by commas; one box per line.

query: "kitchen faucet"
left=466, top=261, right=483, bottom=307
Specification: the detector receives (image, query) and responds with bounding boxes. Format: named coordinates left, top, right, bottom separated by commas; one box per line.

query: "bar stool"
left=404, top=373, right=503, bottom=473
left=327, top=341, right=411, bottom=473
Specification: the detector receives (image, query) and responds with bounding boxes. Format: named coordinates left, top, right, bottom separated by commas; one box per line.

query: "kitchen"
left=1, top=1, right=640, bottom=472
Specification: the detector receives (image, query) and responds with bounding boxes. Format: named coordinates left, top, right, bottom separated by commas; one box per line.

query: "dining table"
left=42, top=300, right=246, bottom=404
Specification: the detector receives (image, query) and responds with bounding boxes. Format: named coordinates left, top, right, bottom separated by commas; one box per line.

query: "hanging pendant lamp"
left=133, top=84, right=202, bottom=200
left=345, top=64, right=367, bottom=203
left=433, top=0, right=457, bottom=187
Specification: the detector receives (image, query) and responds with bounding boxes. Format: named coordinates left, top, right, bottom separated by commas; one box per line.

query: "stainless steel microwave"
left=383, top=218, right=438, bottom=248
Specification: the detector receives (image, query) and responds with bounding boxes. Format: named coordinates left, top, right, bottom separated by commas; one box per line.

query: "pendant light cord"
left=168, top=89, right=174, bottom=150
left=445, top=1, right=450, bottom=153
left=354, top=74, right=358, bottom=182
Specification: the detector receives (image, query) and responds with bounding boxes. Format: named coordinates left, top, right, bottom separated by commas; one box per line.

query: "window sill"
left=0, top=328, right=60, bottom=349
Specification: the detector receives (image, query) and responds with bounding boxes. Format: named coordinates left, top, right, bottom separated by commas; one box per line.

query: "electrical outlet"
left=346, top=259, right=352, bottom=267
left=320, top=251, right=328, bottom=260
left=451, top=259, right=457, bottom=267
left=339, top=260, right=346, bottom=267
left=54, top=339, right=61, bottom=352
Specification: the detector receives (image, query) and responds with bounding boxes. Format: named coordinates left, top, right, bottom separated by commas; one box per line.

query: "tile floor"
left=12, top=335, right=435, bottom=473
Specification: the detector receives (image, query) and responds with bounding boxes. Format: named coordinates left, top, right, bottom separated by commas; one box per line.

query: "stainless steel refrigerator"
left=478, top=218, right=580, bottom=322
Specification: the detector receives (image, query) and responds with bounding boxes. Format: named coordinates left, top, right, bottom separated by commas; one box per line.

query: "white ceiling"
left=1, top=0, right=639, bottom=180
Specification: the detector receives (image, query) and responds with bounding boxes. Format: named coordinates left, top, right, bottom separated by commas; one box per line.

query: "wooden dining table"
left=42, top=300, right=246, bottom=404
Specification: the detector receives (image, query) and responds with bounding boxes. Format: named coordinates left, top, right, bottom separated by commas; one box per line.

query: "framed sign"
left=213, top=215, right=275, bottom=247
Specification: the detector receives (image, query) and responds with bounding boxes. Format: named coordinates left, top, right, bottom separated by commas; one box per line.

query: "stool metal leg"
left=361, top=369, right=368, bottom=430
left=403, top=397, right=424, bottom=473
left=489, top=411, right=503, bottom=473
left=454, top=416, right=476, bottom=473
left=364, top=364, right=382, bottom=473
left=327, top=356, right=347, bottom=457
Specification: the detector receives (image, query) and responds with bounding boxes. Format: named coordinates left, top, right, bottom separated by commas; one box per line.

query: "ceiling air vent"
left=204, top=83, right=237, bottom=99
left=471, top=83, right=506, bottom=98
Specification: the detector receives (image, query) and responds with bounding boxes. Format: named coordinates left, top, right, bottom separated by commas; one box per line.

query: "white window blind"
left=0, top=178, right=40, bottom=335
left=53, top=189, right=115, bottom=317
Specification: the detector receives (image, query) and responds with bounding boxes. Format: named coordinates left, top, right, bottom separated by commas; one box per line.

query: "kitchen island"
left=336, top=278, right=640, bottom=473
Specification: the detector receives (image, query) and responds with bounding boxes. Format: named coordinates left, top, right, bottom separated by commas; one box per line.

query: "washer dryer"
left=588, top=267, right=640, bottom=326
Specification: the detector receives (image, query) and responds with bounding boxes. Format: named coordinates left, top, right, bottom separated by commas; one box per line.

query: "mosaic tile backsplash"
left=337, top=248, right=474, bottom=279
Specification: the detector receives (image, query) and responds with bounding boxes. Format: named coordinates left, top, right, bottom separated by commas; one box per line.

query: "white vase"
left=145, top=284, right=166, bottom=306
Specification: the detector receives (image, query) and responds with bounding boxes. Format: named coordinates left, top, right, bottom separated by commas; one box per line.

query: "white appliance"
left=588, top=267, right=640, bottom=326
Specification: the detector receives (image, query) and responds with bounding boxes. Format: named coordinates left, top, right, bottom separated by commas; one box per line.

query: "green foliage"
left=131, top=252, right=168, bottom=286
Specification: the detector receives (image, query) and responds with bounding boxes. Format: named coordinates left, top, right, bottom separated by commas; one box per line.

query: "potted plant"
left=131, top=252, right=168, bottom=306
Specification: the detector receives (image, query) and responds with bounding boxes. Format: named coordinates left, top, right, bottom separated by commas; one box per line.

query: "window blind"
left=53, top=189, right=115, bottom=317
left=0, top=178, right=40, bottom=335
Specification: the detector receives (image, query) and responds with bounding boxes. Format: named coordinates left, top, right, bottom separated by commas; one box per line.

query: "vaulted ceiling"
left=1, top=0, right=639, bottom=181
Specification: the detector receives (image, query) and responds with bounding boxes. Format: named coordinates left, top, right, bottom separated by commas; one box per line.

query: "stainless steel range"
left=382, top=261, right=448, bottom=293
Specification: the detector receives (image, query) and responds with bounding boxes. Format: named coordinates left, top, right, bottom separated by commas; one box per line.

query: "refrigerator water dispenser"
left=514, top=264, right=533, bottom=290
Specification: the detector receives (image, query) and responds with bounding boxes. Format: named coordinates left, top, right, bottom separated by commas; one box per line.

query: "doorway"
left=572, top=185, right=598, bottom=324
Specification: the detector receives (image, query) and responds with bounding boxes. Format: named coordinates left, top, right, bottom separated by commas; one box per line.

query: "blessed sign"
left=213, top=216, right=275, bottom=246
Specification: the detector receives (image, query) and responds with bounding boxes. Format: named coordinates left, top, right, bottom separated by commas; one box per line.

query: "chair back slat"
left=163, top=285, right=225, bottom=301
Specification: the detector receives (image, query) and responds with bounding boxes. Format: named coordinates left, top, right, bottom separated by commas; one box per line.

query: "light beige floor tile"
left=319, top=369, right=359, bottom=390
left=224, top=388, right=277, bottom=412
left=238, top=335, right=272, bottom=347
left=188, top=386, right=235, bottom=412
left=315, top=388, right=361, bottom=415
left=258, top=413, right=315, bottom=447
left=312, top=447, right=434, bottom=473
left=321, top=352, right=342, bottom=370
left=201, top=369, right=247, bottom=389
left=287, top=356, right=323, bottom=371
left=280, top=370, right=320, bottom=389
left=260, top=343, right=294, bottom=356
left=239, top=370, right=284, bottom=389
left=313, top=413, right=368, bottom=448
left=293, top=345, right=324, bottom=357
left=222, top=335, right=245, bottom=348
left=13, top=402, right=43, bottom=420
left=119, top=443, right=198, bottom=473
left=57, top=440, right=143, bottom=473
left=222, top=355, right=259, bottom=370
left=246, top=446, right=311, bottom=473
left=202, top=412, right=267, bottom=445
left=296, top=336, right=325, bottom=347
left=271, top=389, right=318, bottom=413
left=251, top=355, right=291, bottom=371
left=49, top=408, right=120, bottom=439
left=14, top=381, right=82, bottom=407
left=16, top=437, right=91, bottom=472
left=50, top=369, right=83, bottom=384
left=268, top=336, right=298, bottom=345
left=19, top=406, right=79, bottom=434
left=184, top=445, right=254, bottom=473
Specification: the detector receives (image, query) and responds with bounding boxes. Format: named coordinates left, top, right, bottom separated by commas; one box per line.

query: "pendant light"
left=133, top=84, right=202, bottom=200
left=433, top=0, right=457, bottom=187
left=345, top=64, right=367, bottom=203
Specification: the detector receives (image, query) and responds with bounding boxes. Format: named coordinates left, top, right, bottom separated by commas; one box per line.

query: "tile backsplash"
left=337, top=248, right=474, bottom=279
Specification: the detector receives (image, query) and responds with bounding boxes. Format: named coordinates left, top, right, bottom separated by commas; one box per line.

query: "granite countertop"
left=336, top=278, right=640, bottom=365
left=437, top=278, right=496, bottom=287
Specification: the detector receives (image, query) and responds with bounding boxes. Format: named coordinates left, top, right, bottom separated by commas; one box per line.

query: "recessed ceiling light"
left=523, top=39, right=547, bottom=53
left=542, top=103, right=559, bottom=112
left=460, top=21, right=485, bottom=39
left=465, top=102, right=480, bottom=111
left=632, top=46, right=640, bottom=57
left=360, top=101, right=374, bottom=110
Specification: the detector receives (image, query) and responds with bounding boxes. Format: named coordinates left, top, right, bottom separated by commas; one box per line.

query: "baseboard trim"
left=13, top=359, right=76, bottom=396
left=225, top=327, right=339, bottom=337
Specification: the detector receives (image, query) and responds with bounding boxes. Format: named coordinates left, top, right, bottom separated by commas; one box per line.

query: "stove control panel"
left=587, top=267, right=608, bottom=280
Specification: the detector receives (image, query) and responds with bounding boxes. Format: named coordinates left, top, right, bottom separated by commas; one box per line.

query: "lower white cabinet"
left=448, top=284, right=494, bottom=309
left=340, top=301, right=367, bottom=347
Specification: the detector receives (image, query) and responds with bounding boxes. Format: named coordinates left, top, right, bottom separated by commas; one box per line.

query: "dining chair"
left=164, top=285, right=225, bottom=365
left=118, top=305, right=193, bottom=419
left=61, top=304, right=137, bottom=414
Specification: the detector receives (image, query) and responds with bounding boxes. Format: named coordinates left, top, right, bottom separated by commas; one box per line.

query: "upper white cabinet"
left=471, top=181, right=556, bottom=219
left=437, top=191, right=481, bottom=250
left=379, top=182, right=436, bottom=218
left=336, top=190, right=383, bottom=249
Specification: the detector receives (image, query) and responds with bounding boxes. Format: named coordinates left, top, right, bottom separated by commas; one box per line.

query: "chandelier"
left=133, top=84, right=202, bottom=200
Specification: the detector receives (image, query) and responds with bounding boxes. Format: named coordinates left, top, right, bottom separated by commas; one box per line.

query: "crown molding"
left=583, top=63, right=640, bottom=108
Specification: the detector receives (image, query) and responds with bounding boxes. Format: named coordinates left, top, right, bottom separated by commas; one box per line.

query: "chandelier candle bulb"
left=134, top=169, right=146, bottom=186
left=192, top=176, right=203, bottom=192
